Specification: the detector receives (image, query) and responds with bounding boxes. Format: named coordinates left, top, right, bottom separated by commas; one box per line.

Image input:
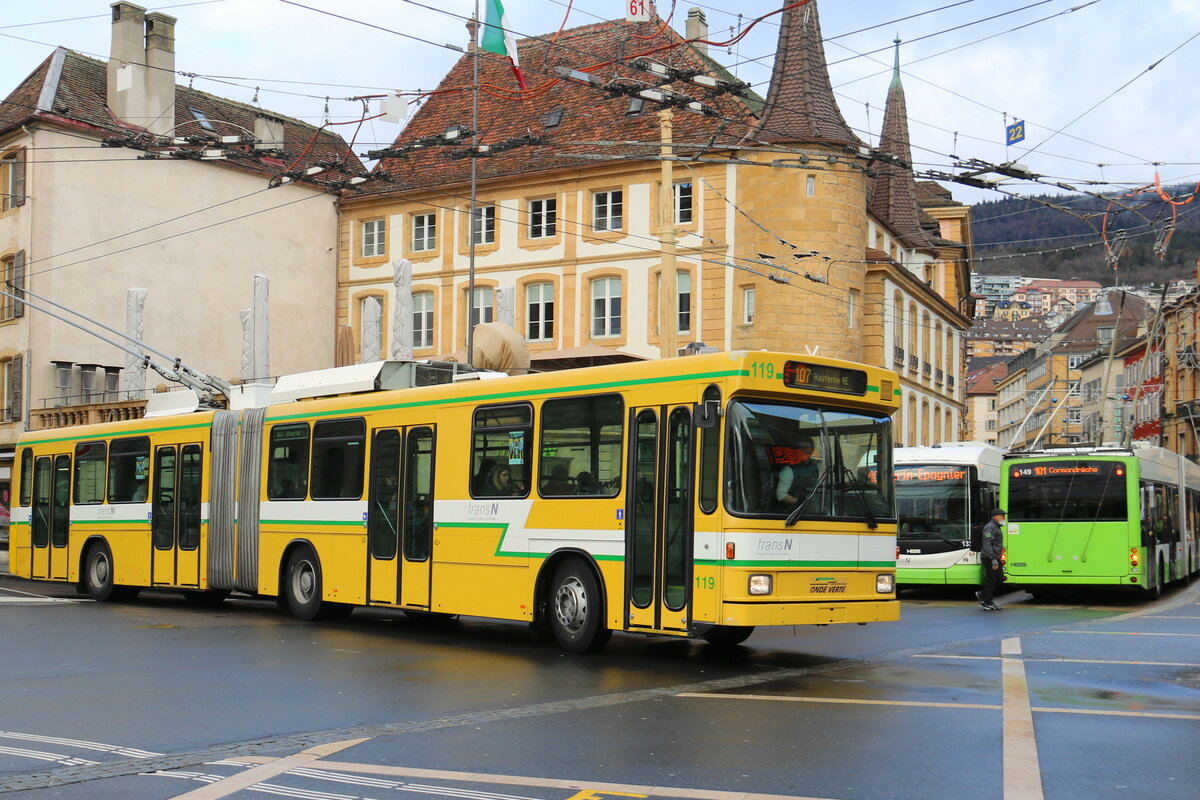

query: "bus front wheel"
left=702, top=625, right=755, bottom=646
left=82, top=542, right=137, bottom=602
left=284, top=547, right=326, bottom=621
left=549, top=560, right=610, bottom=654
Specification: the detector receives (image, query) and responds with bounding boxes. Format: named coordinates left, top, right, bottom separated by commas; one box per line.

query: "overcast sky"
left=3, top=0, right=1199, bottom=208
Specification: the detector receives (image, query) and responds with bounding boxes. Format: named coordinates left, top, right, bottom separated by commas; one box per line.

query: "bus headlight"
left=748, top=574, right=773, bottom=595
left=876, top=574, right=895, bottom=593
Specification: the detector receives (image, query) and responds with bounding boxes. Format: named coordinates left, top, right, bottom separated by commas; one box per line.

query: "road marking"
left=676, top=692, right=1000, bottom=710
left=913, top=654, right=1200, bottom=667
left=1049, top=630, right=1200, bottom=637
left=1000, top=637, right=1044, bottom=800
left=309, top=761, right=841, bottom=800
left=1033, top=707, right=1200, bottom=721
left=167, top=738, right=368, bottom=800
left=0, top=731, right=160, bottom=758
left=1147, top=615, right=1200, bottom=619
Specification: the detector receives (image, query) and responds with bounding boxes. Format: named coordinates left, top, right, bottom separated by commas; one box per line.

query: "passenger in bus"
left=487, top=465, right=522, bottom=496
left=775, top=436, right=819, bottom=508
left=575, top=471, right=601, bottom=495
left=542, top=464, right=573, bottom=496
left=131, top=482, right=148, bottom=502
left=473, top=458, right=497, bottom=495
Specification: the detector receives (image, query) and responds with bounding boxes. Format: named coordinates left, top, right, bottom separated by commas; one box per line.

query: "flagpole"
left=466, top=0, right=480, bottom=368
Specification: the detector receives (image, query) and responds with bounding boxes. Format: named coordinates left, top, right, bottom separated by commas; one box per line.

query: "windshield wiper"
left=841, top=467, right=878, bottom=530
left=785, top=463, right=835, bottom=527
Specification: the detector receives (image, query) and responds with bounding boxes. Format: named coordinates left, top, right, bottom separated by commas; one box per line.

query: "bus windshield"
left=1007, top=460, right=1128, bottom=522
left=896, top=466, right=970, bottom=543
left=725, top=399, right=893, bottom=521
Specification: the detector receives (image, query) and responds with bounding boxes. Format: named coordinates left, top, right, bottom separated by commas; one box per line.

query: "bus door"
left=30, top=454, right=71, bottom=581
left=626, top=406, right=694, bottom=633
left=150, top=444, right=203, bottom=587
left=367, top=426, right=436, bottom=607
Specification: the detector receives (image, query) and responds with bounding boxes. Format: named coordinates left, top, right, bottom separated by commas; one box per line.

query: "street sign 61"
left=627, top=0, right=650, bottom=22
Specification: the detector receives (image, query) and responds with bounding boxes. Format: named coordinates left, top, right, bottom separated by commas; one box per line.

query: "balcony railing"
left=33, top=396, right=147, bottom=430
left=922, top=362, right=932, bottom=378
left=909, top=354, right=919, bottom=371
left=936, top=368, right=944, bottom=384
left=894, top=346, right=905, bottom=367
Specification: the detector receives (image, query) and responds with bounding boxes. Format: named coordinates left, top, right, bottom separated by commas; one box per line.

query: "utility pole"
left=466, top=4, right=480, bottom=368
left=658, top=108, right=678, bottom=360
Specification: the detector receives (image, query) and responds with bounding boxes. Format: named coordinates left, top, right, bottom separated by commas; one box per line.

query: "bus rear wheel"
left=701, top=625, right=755, bottom=646
left=549, top=560, right=610, bottom=654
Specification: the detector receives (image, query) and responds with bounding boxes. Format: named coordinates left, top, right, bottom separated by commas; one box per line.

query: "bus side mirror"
left=693, top=400, right=721, bottom=429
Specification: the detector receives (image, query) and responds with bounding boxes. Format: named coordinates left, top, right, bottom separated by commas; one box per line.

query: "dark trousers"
left=979, top=556, right=1003, bottom=604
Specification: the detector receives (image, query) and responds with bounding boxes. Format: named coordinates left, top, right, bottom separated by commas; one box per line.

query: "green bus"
left=1001, top=445, right=1200, bottom=597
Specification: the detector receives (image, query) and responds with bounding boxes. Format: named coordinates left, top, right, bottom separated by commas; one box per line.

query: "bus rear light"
left=748, top=574, right=772, bottom=595
left=726, top=542, right=736, bottom=560
left=1130, top=576, right=1138, bottom=583
left=876, top=574, right=895, bottom=593
left=1130, top=547, right=1139, bottom=566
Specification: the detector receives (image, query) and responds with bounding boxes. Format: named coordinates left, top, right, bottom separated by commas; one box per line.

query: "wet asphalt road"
left=1, top=552, right=1198, bottom=800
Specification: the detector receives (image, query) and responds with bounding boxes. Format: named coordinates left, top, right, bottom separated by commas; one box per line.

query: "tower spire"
left=755, top=0, right=861, bottom=146
left=870, top=36, right=931, bottom=250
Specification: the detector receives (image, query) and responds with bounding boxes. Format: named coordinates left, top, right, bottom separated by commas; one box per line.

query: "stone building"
left=1160, top=260, right=1200, bottom=461
left=337, top=2, right=972, bottom=445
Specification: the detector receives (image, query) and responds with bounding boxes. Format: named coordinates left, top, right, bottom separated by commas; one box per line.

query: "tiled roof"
left=0, top=48, right=360, bottom=178
left=371, top=18, right=759, bottom=193
left=868, top=48, right=931, bottom=251
left=755, top=1, right=860, bottom=146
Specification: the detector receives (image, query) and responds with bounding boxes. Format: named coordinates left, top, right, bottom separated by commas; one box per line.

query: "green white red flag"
left=481, top=0, right=527, bottom=90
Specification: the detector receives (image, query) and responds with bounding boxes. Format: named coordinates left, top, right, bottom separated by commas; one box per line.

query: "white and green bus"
left=1002, top=445, right=1200, bottom=597
left=892, top=443, right=1004, bottom=586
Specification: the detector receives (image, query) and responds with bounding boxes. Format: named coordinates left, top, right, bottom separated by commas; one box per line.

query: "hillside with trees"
left=969, top=184, right=1199, bottom=286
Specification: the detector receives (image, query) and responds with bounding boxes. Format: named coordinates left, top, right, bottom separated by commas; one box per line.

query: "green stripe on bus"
left=260, top=519, right=364, bottom=528
left=267, top=369, right=752, bottom=422
left=694, top=559, right=895, bottom=568
left=20, top=420, right=213, bottom=446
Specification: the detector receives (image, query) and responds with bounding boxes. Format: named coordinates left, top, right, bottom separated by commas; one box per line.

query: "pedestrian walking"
left=976, top=508, right=1006, bottom=610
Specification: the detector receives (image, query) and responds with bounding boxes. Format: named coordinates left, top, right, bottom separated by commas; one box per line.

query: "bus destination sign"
left=1009, top=461, right=1124, bottom=480
left=782, top=361, right=868, bottom=396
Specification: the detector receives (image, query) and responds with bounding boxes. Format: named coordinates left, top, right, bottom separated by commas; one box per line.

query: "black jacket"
left=980, top=518, right=1004, bottom=560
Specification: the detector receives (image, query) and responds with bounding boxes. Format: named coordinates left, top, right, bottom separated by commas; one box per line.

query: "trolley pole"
left=658, top=108, right=678, bottom=360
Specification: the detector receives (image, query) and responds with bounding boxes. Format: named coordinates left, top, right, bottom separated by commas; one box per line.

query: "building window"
left=0, top=254, right=17, bottom=321
left=1, top=149, right=25, bottom=212
left=526, top=282, right=554, bottom=342
left=743, top=287, right=756, bottom=325
left=674, top=182, right=693, bottom=224
left=362, top=219, right=386, bottom=257
left=471, top=205, right=496, bottom=245
left=1068, top=354, right=1084, bottom=369
left=1067, top=409, right=1081, bottom=423
left=1097, top=327, right=1114, bottom=344
left=848, top=288, right=860, bottom=329
left=592, top=277, right=622, bottom=337
left=359, top=296, right=383, bottom=362
left=806, top=174, right=816, bottom=196
left=986, top=419, right=996, bottom=431
left=677, top=271, right=691, bottom=334
left=529, top=198, right=557, bottom=238
left=413, top=291, right=434, bottom=349
left=1, top=355, right=20, bottom=422
left=412, top=213, right=437, bottom=252
left=593, top=190, right=623, bottom=232
left=470, top=286, right=495, bottom=328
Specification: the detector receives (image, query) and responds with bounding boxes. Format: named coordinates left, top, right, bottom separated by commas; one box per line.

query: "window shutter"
left=12, top=250, right=24, bottom=318
left=12, top=149, right=26, bottom=208
left=9, top=354, right=21, bottom=422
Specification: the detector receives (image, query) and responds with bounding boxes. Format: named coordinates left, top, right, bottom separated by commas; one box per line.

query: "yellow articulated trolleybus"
left=10, top=351, right=901, bottom=653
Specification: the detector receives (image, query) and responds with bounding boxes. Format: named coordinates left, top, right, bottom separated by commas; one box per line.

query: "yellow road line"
left=676, top=692, right=999, bottom=710
left=1049, top=630, right=1200, bottom=637
left=169, top=738, right=367, bottom=800
left=309, top=761, right=839, bottom=800
left=913, top=654, right=1200, bottom=667
left=1001, top=637, right=1044, bottom=800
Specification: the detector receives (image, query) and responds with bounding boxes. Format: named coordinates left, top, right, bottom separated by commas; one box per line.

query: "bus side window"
left=472, top=403, right=533, bottom=499
left=19, top=447, right=32, bottom=506
left=268, top=423, right=310, bottom=500
left=107, top=437, right=150, bottom=503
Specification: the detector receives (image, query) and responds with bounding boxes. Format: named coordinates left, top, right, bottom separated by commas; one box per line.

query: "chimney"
left=108, top=2, right=147, bottom=127
left=144, top=12, right=176, bottom=136
left=686, top=8, right=708, bottom=55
